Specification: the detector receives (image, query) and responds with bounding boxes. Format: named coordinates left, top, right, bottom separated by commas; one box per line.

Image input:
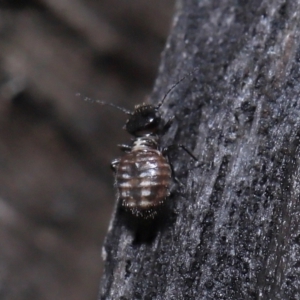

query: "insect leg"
left=163, top=144, right=198, bottom=161
left=111, top=158, right=120, bottom=172
left=117, top=144, right=132, bottom=152
left=161, top=116, right=174, bottom=135
left=162, top=147, right=185, bottom=191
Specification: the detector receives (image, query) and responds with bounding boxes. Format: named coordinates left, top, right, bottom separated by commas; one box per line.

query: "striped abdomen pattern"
left=116, top=149, right=171, bottom=218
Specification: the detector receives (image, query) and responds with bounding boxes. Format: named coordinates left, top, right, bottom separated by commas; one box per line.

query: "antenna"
left=156, top=67, right=200, bottom=110
left=76, top=93, right=132, bottom=115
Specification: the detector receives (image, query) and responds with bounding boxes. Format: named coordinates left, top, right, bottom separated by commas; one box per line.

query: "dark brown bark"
left=100, top=0, right=300, bottom=299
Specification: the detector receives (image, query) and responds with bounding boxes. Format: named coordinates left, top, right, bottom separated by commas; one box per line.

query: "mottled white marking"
left=132, top=137, right=159, bottom=151
left=140, top=169, right=157, bottom=177
left=147, top=162, right=158, bottom=169
left=137, top=155, right=158, bottom=160
left=119, top=182, right=132, bottom=188
left=132, top=138, right=147, bottom=150
left=120, top=173, right=130, bottom=179
left=124, top=200, right=136, bottom=207
left=140, top=199, right=153, bottom=207
left=139, top=181, right=159, bottom=187
left=122, top=160, right=130, bottom=164
left=121, top=190, right=130, bottom=198
left=141, top=189, right=151, bottom=197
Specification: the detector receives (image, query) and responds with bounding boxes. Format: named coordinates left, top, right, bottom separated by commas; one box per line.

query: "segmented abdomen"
left=116, top=149, right=171, bottom=218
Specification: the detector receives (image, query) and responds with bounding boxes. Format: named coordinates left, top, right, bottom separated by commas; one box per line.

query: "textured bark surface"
left=0, top=1, right=173, bottom=300
left=100, top=0, right=300, bottom=299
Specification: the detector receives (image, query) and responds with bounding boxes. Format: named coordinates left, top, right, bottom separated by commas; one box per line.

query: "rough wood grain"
left=100, top=0, right=300, bottom=299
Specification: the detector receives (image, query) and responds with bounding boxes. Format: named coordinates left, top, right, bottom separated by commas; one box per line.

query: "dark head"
left=125, top=104, right=161, bottom=136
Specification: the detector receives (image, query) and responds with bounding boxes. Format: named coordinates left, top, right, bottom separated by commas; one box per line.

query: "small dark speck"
left=205, top=280, right=214, bottom=289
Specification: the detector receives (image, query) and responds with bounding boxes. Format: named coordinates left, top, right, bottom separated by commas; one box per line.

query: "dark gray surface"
left=100, top=1, right=300, bottom=299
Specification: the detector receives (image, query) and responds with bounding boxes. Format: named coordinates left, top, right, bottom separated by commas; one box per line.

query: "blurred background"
left=0, top=1, right=174, bottom=299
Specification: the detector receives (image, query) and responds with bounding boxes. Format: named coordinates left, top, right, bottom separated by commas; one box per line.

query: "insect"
left=81, top=74, right=197, bottom=218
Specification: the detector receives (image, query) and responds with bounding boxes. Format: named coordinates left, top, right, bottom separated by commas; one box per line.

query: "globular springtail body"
left=80, top=71, right=198, bottom=218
